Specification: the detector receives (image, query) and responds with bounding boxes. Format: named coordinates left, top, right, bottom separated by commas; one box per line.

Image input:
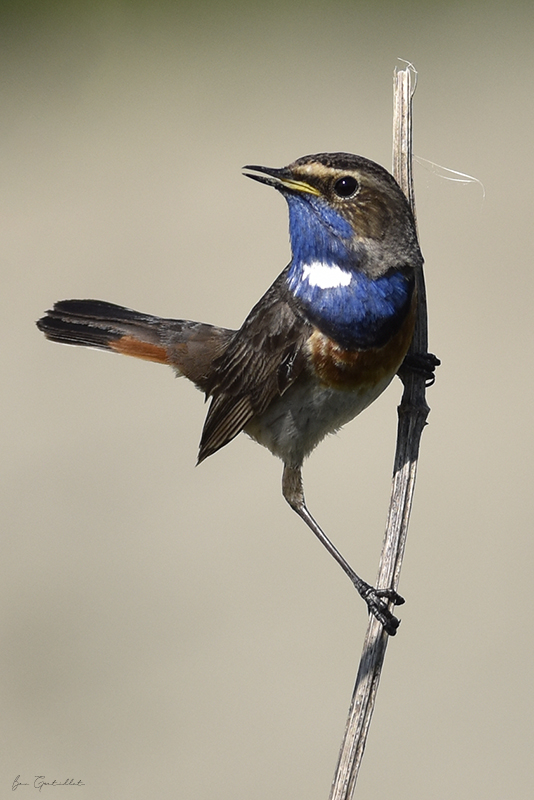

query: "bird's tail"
left=37, top=299, right=233, bottom=389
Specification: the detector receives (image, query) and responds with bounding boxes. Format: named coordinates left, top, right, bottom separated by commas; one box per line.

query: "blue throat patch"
left=285, top=194, right=413, bottom=350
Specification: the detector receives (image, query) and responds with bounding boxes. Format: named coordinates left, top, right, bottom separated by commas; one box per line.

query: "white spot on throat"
left=301, top=261, right=352, bottom=289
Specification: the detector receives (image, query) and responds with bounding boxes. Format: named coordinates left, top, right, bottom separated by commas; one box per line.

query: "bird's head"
left=243, top=152, right=421, bottom=276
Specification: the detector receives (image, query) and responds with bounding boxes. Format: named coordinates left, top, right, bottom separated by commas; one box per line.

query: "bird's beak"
left=243, top=164, right=321, bottom=196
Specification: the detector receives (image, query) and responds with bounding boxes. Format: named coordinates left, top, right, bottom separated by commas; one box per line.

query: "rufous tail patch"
left=109, top=335, right=169, bottom=364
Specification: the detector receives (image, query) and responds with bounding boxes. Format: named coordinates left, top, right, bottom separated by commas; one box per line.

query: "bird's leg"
left=282, top=464, right=403, bottom=635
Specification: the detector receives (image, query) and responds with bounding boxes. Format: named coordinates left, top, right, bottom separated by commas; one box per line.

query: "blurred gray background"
left=2, top=1, right=533, bottom=798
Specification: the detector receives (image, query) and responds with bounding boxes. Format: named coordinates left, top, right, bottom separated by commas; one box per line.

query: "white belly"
left=244, top=372, right=395, bottom=468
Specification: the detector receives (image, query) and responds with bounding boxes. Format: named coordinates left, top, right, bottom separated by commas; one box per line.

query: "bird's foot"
left=357, top=582, right=405, bottom=636
left=399, top=352, right=441, bottom=386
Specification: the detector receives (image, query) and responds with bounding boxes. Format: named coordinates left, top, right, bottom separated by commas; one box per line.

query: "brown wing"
left=198, top=270, right=312, bottom=462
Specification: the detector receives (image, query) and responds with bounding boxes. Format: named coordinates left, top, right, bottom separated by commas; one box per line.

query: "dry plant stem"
left=329, top=64, right=432, bottom=800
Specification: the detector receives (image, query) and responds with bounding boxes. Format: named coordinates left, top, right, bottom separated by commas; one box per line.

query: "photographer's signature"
left=12, top=776, right=84, bottom=792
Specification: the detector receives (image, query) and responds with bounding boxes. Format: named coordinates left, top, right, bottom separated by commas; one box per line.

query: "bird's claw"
left=399, top=351, right=441, bottom=386
left=359, top=583, right=404, bottom=635
left=374, top=587, right=405, bottom=605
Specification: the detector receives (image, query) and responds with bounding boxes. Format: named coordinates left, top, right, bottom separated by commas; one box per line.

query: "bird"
left=37, top=152, right=428, bottom=635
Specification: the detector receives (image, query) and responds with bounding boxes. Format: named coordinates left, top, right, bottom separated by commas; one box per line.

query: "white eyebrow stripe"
left=301, top=261, right=352, bottom=289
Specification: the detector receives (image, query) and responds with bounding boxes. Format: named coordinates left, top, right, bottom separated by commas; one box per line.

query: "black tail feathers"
left=37, top=299, right=167, bottom=353
left=37, top=299, right=234, bottom=383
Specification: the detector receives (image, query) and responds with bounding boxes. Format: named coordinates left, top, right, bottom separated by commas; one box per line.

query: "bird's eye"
left=333, top=175, right=359, bottom=198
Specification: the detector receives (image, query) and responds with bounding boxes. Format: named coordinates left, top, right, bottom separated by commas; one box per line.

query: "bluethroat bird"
left=37, top=152, right=428, bottom=635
